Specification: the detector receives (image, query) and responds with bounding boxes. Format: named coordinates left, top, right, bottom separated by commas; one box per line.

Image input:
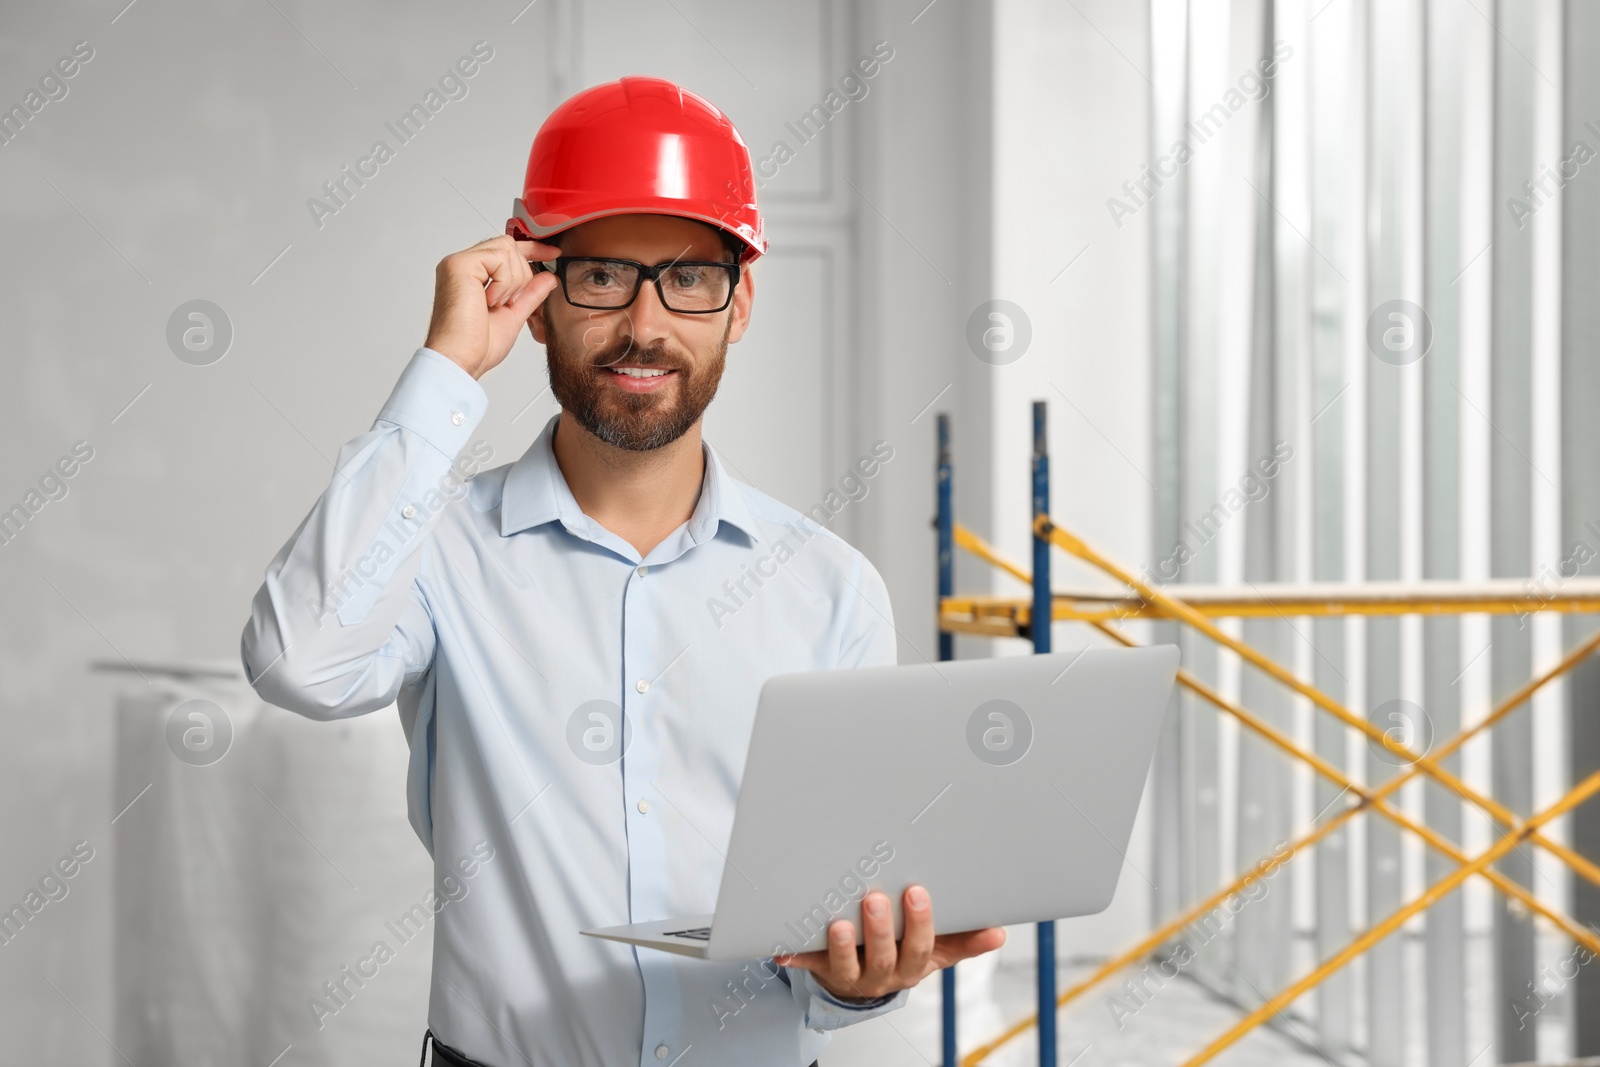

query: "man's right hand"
left=424, top=234, right=561, bottom=380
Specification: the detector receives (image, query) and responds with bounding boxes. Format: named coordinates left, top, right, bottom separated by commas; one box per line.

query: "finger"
left=859, top=891, right=896, bottom=986
left=499, top=236, right=558, bottom=298
left=930, top=926, right=1008, bottom=969
left=506, top=235, right=535, bottom=293
left=511, top=237, right=561, bottom=263
left=483, top=235, right=538, bottom=307
left=473, top=233, right=559, bottom=259
left=895, top=885, right=935, bottom=983
left=468, top=236, right=555, bottom=307
left=498, top=271, right=558, bottom=318
left=772, top=946, right=829, bottom=972
left=824, top=919, right=863, bottom=992
left=484, top=245, right=523, bottom=309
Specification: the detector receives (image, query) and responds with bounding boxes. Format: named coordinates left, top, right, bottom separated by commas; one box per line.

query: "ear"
left=528, top=295, right=550, bottom=345
left=725, top=262, right=756, bottom=344
left=527, top=249, right=562, bottom=345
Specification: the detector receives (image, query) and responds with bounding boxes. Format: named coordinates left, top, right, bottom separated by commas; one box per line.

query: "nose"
left=620, top=275, right=676, bottom=351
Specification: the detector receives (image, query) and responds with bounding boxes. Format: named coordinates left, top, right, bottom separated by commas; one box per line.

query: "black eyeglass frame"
left=533, top=255, right=742, bottom=314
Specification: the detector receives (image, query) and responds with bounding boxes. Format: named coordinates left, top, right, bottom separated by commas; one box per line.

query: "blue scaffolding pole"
left=932, top=403, right=1057, bottom=1067
left=1030, top=400, right=1055, bottom=1067
left=936, top=413, right=957, bottom=1067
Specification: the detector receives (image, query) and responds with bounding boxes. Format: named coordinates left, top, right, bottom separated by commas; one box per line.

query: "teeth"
left=612, top=367, right=670, bottom=378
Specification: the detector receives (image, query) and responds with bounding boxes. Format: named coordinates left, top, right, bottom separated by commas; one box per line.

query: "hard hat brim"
left=506, top=198, right=764, bottom=264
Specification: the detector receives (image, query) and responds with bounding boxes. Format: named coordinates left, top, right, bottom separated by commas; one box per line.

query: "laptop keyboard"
left=664, top=926, right=711, bottom=940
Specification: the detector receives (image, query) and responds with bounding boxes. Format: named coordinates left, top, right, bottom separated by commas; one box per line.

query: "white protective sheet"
left=112, top=674, right=433, bottom=1066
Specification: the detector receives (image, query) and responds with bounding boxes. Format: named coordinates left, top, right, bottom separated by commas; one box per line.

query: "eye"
left=664, top=265, right=706, bottom=289
left=578, top=266, right=621, bottom=288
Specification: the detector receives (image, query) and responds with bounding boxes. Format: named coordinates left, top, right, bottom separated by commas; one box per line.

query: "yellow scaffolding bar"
left=941, top=585, right=1600, bottom=631
left=1033, top=516, right=1600, bottom=887
left=951, top=526, right=1600, bottom=1065
left=944, top=519, right=1600, bottom=1065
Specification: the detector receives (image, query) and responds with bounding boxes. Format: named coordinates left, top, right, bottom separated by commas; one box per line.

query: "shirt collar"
left=498, top=414, right=762, bottom=545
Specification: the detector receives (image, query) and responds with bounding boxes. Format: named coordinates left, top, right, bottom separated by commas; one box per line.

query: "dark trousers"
left=422, top=1029, right=818, bottom=1066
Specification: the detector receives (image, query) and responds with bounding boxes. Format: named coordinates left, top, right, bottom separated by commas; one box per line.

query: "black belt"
left=422, top=1031, right=488, bottom=1067
left=422, top=1029, right=818, bottom=1066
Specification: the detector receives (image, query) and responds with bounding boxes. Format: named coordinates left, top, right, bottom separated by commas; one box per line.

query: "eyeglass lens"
left=561, top=258, right=734, bottom=312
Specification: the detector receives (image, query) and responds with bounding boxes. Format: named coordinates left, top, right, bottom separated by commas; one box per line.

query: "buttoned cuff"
left=374, top=347, right=488, bottom=458
left=789, top=967, right=909, bottom=1031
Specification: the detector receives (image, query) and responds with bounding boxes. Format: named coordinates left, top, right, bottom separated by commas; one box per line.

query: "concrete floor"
left=823, top=952, right=1331, bottom=1067
left=824, top=929, right=1585, bottom=1067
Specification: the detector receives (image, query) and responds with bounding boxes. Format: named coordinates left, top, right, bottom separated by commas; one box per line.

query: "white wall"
left=849, top=0, right=997, bottom=662
left=0, top=0, right=1153, bottom=1058
left=1, top=3, right=569, bottom=1059
left=988, top=0, right=1156, bottom=957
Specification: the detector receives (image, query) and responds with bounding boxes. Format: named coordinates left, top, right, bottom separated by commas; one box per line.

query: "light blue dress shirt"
left=240, top=347, right=909, bottom=1066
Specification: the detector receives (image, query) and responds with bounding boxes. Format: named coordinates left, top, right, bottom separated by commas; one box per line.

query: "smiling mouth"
left=600, top=364, right=679, bottom=393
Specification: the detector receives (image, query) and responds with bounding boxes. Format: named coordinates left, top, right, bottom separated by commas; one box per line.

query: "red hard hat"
left=506, top=76, right=767, bottom=263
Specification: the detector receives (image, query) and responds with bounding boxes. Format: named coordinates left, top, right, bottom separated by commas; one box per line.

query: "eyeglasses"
left=534, top=256, right=741, bottom=314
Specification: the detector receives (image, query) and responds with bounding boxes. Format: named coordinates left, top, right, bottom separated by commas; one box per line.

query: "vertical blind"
left=1145, top=0, right=1593, bottom=1063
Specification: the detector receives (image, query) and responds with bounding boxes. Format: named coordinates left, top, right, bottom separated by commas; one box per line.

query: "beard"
left=544, top=317, right=730, bottom=452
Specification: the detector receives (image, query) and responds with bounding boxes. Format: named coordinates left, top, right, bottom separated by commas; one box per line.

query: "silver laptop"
left=580, top=644, right=1180, bottom=961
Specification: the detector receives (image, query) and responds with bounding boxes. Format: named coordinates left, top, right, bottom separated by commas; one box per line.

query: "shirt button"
left=401, top=505, right=417, bottom=519
left=637, top=565, right=648, bottom=577
left=636, top=679, right=650, bottom=694
left=655, top=1044, right=669, bottom=1060
left=450, top=411, right=464, bottom=426
left=637, top=799, right=650, bottom=814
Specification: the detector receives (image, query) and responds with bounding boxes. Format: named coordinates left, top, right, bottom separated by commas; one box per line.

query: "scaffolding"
left=933, top=402, right=1600, bottom=1067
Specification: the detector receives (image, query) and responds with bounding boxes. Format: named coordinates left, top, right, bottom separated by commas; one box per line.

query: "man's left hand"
left=773, top=885, right=1006, bottom=1003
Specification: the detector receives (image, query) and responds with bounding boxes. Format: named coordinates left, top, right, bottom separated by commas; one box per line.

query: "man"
left=240, top=76, right=1003, bottom=1067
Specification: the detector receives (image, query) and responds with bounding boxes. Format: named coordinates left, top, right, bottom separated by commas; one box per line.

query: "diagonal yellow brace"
left=949, top=524, right=1600, bottom=1065
left=962, top=628, right=1600, bottom=1067
left=953, top=523, right=1031, bottom=585
left=1034, top=514, right=1600, bottom=890
left=1093, top=620, right=1600, bottom=946
left=1180, top=766, right=1600, bottom=1067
